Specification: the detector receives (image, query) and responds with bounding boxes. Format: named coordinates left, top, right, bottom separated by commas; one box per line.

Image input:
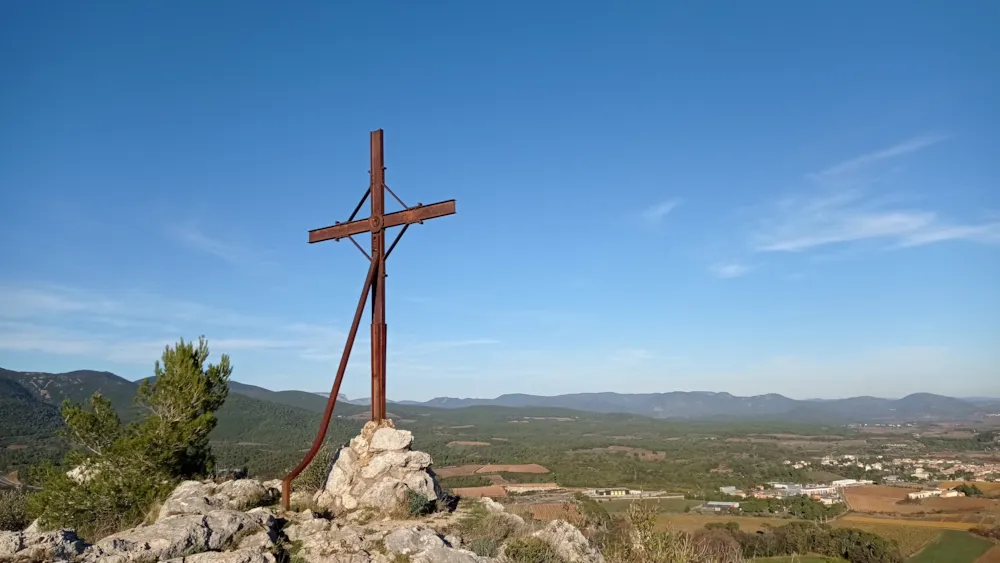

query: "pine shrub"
left=27, top=336, right=232, bottom=541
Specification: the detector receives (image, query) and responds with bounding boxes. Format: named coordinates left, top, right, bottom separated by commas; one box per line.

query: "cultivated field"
left=941, top=481, right=1000, bottom=495
left=654, top=514, right=792, bottom=533
left=838, top=515, right=979, bottom=531
left=843, top=485, right=918, bottom=512
left=829, top=520, right=940, bottom=556
left=435, top=463, right=551, bottom=478
left=601, top=498, right=703, bottom=514
left=476, top=463, right=550, bottom=474
left=452, top=485, right=507, bottom=498
left=908, top=530, right=993, bottom=563
left=435, top=464, right=483, bottom=478
left=977, top=546, right=1000, bottom=563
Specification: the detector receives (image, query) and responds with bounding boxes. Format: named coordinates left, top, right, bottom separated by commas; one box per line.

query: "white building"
left=907, top=489, right=942, bottom=500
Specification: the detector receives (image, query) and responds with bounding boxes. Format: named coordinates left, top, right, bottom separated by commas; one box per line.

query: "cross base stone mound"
left=314, top=420, right=442, bottom=515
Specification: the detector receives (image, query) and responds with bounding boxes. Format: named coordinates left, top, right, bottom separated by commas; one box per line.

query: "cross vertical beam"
left=282, top=128, right=456, bottom=511
left=369, top=130, right=387, bottom=422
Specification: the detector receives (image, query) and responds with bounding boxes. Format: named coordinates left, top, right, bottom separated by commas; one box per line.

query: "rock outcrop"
left=158, top=478, right=277, bottom=520
left=83, top=509, right=277, bottom=563
left=0, top=529, right=86, bottom=562
left=0, top=426, right=603, bottom=563
left=314, top=420, right=442, bottom=515
left=532, top=519, right=605, bottom=563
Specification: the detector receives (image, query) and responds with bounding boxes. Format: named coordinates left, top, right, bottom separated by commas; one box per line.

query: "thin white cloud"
left=0, top=284, right=496, bottom=370
left=753, top=134, right=1000, bottom=253
left=640, top=199, right=681, bottom=226
left=167, top=223, right=257, bottom=265
left=811, top=134, right=950, bottom=180
left=710, top=262, right=752, bottom=279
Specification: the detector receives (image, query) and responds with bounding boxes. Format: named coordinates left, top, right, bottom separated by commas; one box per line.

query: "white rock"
left=412, top=546, right=492, bottom=563
left=360, top=452, right=407, bottom=479
left=313, top=423, right=442, bottom=515
left=83, top=510, right=272, bottom=563
left=383, top=526, right=444, bottom=554
left=479, top=497, right=506, bottom=513
left=369, top=428, right=413, bottom=452
left=158, top=479, right=274, bottom=520
left=164, top=548, right=276, bottom=563
left=356, top=477, right=405, bottom=509
left=0, top=529, right=86, bottom=562
left=532, top=519, right=604, bottom=563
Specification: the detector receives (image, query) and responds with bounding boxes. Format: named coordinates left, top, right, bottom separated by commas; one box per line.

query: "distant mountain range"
left=3, top=366, right=999, bottom=425
left=324, top=390, right=1000, bottom=421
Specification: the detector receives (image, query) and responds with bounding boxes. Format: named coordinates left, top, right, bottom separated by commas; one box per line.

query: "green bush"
left=0, top=489, right=29, bottom=531
left=406, top=490, right=435, bottom=517
left=292, top=443, right=338, bottom=492
left=503, top=537, right=564, bottom=563
left=27, top=337, right=232, bottom=541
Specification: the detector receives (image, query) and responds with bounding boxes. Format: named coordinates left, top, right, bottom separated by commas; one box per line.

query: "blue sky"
left=1, top=2, right=998, bottom=400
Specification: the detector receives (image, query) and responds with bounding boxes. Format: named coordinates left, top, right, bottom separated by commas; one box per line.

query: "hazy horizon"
left=2, top=3, right=997, bottom=400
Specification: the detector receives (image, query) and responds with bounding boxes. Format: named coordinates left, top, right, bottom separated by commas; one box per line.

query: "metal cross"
left=282, top=129, right=456, bottom=510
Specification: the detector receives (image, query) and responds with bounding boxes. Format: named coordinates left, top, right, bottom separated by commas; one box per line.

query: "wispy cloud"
left=167, top=223, right=258, bottom=265
left=811, top=134, right=950, bottom=180
left=0, top=283, right=497, bottom=372
left=752, top=135, right=1000, bottom=253
left=640, top=199, right=681, bottom=226
left=710, top=262, right=752, bottom=278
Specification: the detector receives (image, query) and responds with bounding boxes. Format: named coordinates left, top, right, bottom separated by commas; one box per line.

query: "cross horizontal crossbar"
left=307, top=199, right=456, bottom=244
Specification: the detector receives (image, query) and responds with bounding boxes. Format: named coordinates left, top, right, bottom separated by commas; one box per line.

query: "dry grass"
left=838, top=515, right=981, bottom=530
left=520, top=503, right=581, bottom=521
left=654, top=513, right=791, bottom=533
left=924, top=496, right=1000, bottom=511
left=941, top=481, right=1000, bottom=495
left=844, top=485, right=919, bottom=513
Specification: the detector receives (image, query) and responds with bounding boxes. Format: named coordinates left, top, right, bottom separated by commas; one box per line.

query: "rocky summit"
left=314, top=419, right=442, bottom=515
left=0, top=425, right=603, bottom=563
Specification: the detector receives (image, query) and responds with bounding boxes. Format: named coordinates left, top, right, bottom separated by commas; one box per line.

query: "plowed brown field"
left=475, top=464, right=550, bottom=474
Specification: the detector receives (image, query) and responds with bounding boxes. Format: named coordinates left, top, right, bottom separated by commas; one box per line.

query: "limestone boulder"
left=412, top=546, right=492, bottom=563
left=531, top=519, right=605, bottom=563
left=314, top=420, right=443, bottom=515
left=158, top=479, right=275, bottom=520
left=164, top=548, right=276, bottom=563
left=383, top=525, right=444, bottom=555
left=0, top=529, right=87, bottom=562
left=83, top=510, right=275, bottom=563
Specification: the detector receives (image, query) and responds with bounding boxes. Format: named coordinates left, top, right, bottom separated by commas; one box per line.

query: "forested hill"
left=0, top=367, right=368, bottom=477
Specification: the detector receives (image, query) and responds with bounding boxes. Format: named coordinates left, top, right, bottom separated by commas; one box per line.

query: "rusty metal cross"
left=281, top=129, right=456, bottom=510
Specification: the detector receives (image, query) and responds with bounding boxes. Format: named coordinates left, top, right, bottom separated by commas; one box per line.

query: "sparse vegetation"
left=0, top=488, right=29, bottom=531
left=503, top=536, right=564, bottom=563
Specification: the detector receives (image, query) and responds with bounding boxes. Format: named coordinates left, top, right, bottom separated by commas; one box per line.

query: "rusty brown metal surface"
left=369, top=130, right=387, bottom=423
left=307, top=200, right=456, bottom=243
left=281, top=257, right=378, bottom=511
left=282, top=129, right=456, bottom=511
